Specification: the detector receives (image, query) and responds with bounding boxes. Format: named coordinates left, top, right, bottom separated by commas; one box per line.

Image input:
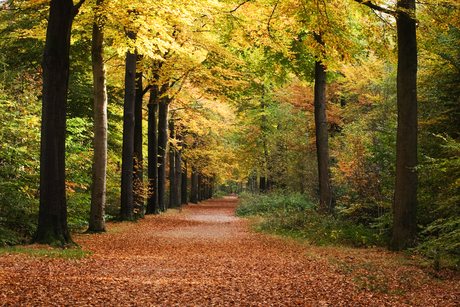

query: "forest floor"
left=1, top=196, right=459, bottom=306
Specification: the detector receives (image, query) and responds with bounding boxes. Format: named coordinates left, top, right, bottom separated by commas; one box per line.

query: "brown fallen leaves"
left=1, top=197, right=459, bottom=306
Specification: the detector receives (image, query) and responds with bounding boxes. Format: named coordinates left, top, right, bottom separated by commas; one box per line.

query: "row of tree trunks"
left=189, top=171, right=213, bottom=203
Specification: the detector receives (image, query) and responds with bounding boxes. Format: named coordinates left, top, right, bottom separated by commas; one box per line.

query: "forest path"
left=1, top=196, right=459, bottom=306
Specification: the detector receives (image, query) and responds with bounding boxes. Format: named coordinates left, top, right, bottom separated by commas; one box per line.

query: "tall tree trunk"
left=198, top=174, right=203, bottom=201
left=133, top=59, right=144, bottom=218
left=181, top=159, right=188, bottom=204
left=157, top=84, right=169, bottom=212
left=146, top=86, right=159, bottom=214
left=174, top=129, right=182, bottom=206
left=31, top=0, right=83, bottom=245
left=391, top=0, right=418, bottom=251
left=88, top=0, right=107, bottom=233
left=168, top=120, right=176, bottom=208
left=314, top=34, right=332, bottom=215
left=190, top=167, right=198, bottom=204
left=120, top=41, right=136, bottom=221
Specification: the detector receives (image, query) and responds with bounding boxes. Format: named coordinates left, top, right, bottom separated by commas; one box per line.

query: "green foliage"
left=236, top=192, right=388, bottom=248
left=0, top=245, right=91, bottom=259
left=212, top=190, right=228, bottom=199
left=417, top=136, right=460, bottom=262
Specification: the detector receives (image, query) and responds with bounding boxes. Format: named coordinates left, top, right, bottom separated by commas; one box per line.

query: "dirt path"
left=1, top=197, right=459, bottom=306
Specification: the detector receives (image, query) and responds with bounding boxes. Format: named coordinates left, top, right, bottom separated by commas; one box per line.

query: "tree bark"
left=146, top=86, right=159, bottom=215
left=314, top=34, right=332, bottom=215
left=133, top=59, right=144, bottom=218
left=168, top=120, right=176, bottom=208
left=190, top=167, right=198, bottom=204
left=181, top=159, right=188, bottom=204
left=174, top=129, right=182, bottom=206
left=158, top=84, right=169, bottom=212
left=31, top=0, right=83, bottom=245
left=391, top=0, right=418, bottom=251
left=88, top=0, right=107, bottom=233
left=120, top=42, right=137, bottom=221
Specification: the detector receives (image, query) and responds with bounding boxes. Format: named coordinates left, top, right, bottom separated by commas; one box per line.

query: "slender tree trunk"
left=174, top=130, right=182, bottom=206
left=146, top=86, right=159, bottom=214
left=31, top=0, right=83, bottom=245
left=169, top=120, right=176, bottom=208
left=391, top=0, right=418, bottom=251
left=313, top=34, right=332, bottom=215
left=88, top=0, right=107, bottom=233
left=158, top=84, right=169, bottom=212
left=133, top=59, right=144, bottom=218
left=190, top=167, right=198, bottom=204
left=181, top=159, right=188, bottom=204
left=198, top=174, right=202, bottom=201
left=120, top=40, right=136, bottom=221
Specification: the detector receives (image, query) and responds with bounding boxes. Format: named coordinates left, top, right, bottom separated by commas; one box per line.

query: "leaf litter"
left=1, top=196, right=459, bottom=306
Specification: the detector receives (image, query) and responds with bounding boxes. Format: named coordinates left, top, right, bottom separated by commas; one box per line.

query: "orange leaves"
left=2, top=198, right=459, bottom=306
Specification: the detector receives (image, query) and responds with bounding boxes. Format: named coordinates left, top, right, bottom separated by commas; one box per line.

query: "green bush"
left=237, top=192, right=388, bottom=248
left=213, top=190, right=229, bottom=199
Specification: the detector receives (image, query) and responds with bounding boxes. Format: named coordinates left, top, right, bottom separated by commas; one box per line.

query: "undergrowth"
left=236, top=191, right=388, bottom=248
left=0, top=245, right=91, bottom=259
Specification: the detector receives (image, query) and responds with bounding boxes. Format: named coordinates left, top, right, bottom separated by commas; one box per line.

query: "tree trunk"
left=133, top=59, right=144, bottom=218
left=157, top=84, right=169, bottom=212
left=174, top=129, right=182, bottom=206
left=314, top=34, right=332, bottom=215
left=120, top=42, right=136, bottom=221
left=146, top=86, right=159, bottom=215
left=391, top=0, right=418, bottom=251
left=169, top=120, right=176, bottom=208
left=181, top=159, right=188, bottom=204
left=88, top=0, right=107, bottom=233
left=190, top=167, right=198, bottom=204
left=31, top=0, right=82, bottom=245
left=198, top=174, right=203, bottom=201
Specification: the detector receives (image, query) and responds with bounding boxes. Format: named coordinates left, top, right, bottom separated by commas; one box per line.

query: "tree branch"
left=229, top=0, right=251, bottom=13
left=72, top=0, right=86, bottom=18
left=354, top=0, right=395, bottom=16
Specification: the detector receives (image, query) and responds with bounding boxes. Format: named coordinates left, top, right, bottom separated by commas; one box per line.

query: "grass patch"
left=0, top=244, right=91, bottom=259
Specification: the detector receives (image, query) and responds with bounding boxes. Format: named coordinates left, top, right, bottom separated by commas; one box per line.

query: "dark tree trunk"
left=168, top=120, right=177, bottom=208
left=174, top=130, right=182, bottom=206
left=391, top=0, right=418, bottom=251
left=88, top=0, right=107, bottom=233
left=190, top=167, right=198, bottom=204
left=133, top=60, right=144, bottom=218
left=31, top=0, right=83, bottom=245
left=181, top=159, right=188, bottom=204
left=146, top=86, right=159, bottom=215
left=260, top=177, right=266, bottom=193
left=198, top=174, right=203, bottom=201
left=120, top=41, right=136, bottom=221
left=314, top=34, right=332, bottom=215
left=157, top=84, right=169, bottom=212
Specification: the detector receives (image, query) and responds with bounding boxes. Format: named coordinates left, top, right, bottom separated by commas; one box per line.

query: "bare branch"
left=354, top=0, right=395, bottom=16
left=229, top=0, right=251, bottom=13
